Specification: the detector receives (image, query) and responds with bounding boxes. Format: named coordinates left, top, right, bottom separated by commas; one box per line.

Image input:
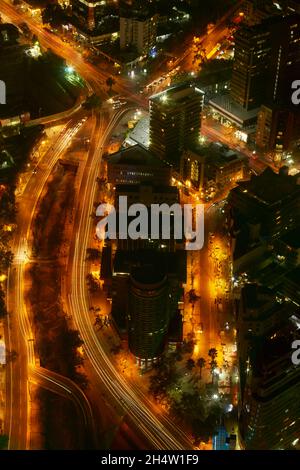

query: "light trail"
left=5, top=118, right=95, bottom=449
left=67, top=108, right=194, bottom=450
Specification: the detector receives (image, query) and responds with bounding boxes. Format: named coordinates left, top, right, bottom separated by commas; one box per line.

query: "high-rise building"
left=242, top=0, right=281, bottom=26
left=230, top=25, right=271, bottom=110
left=228, top=167, right=300, bottom=240
left=256, top=104, right=300, bottom=155
left=128, top=265, right=169, bottom=366
left=114, top=181, right=181, bottom=251
left=111, top=250, right=186, bottom=367
left=267, top=14, right=300, bottom=105
left=231, top=14, right=300, bottom=109
left=237, top=284, right=300, bottom=449
left=149, top=84, right=204, bottom=168
left=72, top=0, right=114, bottom=31
left=120, top=12, right=158, bottom=54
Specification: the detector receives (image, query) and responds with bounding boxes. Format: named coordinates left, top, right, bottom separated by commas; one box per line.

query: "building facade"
left=120, top=13, right=157, bottom=54
left=237, top=284, right=300, bottom=449
left=72, top=0, right=113, bottom=31
left=230, top=25, right=271, bottom=110
left=106, top=144, right=171, bottom=186
left=149, top=84, right=204, bottom=168
left=128, top=266, right=169, bottom=367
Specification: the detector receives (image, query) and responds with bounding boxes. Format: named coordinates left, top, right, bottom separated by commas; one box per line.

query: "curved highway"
left=66, top=106, right=194, bottom=450
left=4, top=116, right=98, bottom=449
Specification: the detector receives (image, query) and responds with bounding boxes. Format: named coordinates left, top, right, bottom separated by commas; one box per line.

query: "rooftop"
left=114, top=250, right=187, bottom=283
left=209, top=94, right=259, bottom=127
left=131, top=265, right=166, bottom=287
left=280, top=227, right=300, bottom=249
left=115, top=181, right=178, bottom=194
left=188, top=142, right=245, bottom=167
left=125, top=118, right=150, bottom=148
left=150, top=83, right=203, bottom=107
left=107, top=144, right=164, bottom=168
left=235, top=167, right=300, bottom=205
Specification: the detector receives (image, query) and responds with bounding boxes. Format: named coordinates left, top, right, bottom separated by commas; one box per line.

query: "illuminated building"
left=180, top=143, right=245, bottom=192
left=120, top=11, right=158, bottom=54
left=232, top=13, right=300, bottom=108
left=106, top=144, right=171, bottom=186
left=230, top=25, right=271, bottom=110
left=71, top=0, right=114, bottom=31
left=128, top=265, right=169, bottom=367
left=114, top=181, right=181, bottom=251
left=228, top=167, right=300, bottom=240
left=255, top=104, right=300, bottom=154
left=237, top=284, right=300, bottom=449
left=111, top=250, right=186, bottom=367
left=149, top=84, right=204, bottom=168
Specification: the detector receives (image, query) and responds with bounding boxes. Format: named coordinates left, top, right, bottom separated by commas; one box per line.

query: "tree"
left=0, top=434, right=8, bottom=449
left=182, top=339, right=195, bottom=354
left=41, top=4, right=66, bottom=29
left=188, top=289, right=200, bottom=304
left=106, top=77, right=116, bottom=93
left=210, top=359, right=218, bottom=383
left=186, top=358, right=196, bottom=370
left=208, top=348, right=218, bottom=360
left=0, top=249, right=14, bottom=270
left=0, top=288, right=7, bottom=318
left=86, top=248, right=101, bottom=261
left=197, top=357, right=206, bottom=379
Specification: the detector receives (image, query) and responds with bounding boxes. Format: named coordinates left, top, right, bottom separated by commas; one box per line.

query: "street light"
left=66, top=66, right=74, bottom=74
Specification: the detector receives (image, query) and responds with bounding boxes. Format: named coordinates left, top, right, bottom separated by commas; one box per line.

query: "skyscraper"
left=237, top=284, right=300, bottom=449
left=72, top=0, right=114, bottom=31
left=230, top=25, right=271, bottom=110
left=266, top=14, right=300, bottom=104
left=231, top=14, right=300, bottom=108
left=149, top=84, right=204, bottom=168
left=255, top=104, right=300, bottom=154
left=128, top=265, right=169, bottom=367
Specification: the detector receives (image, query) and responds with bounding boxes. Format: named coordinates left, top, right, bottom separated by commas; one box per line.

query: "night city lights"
left=0, top=0, right=300, bottom=465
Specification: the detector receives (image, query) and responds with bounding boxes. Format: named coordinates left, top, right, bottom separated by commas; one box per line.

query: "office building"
left=106, top=144, right=171, bottom=186
left=237, top=284, right=300, bottom=449
left=114, top=181, right=181, bottom=251
left=256, top=104, right=300, bottom=155
left=230, top=25, right=271, bottom=110
left=72, top=0, right=114, bottom=31
left=228, top=167, right=300, bottom=240
left=128, top=265, right=169, bottom=366
left=111, top=250, right=186, bottom=367
left=149, top=84, right=204, bottom=168
left=242, top=0, right=281, bottom=26
left=120, top=12, right=158, bottom=54
left=180, top=143, right=245, bottom=193
left=266, top=14, right=300, bottom=105
left=232, top=14, right=300, bottom=109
